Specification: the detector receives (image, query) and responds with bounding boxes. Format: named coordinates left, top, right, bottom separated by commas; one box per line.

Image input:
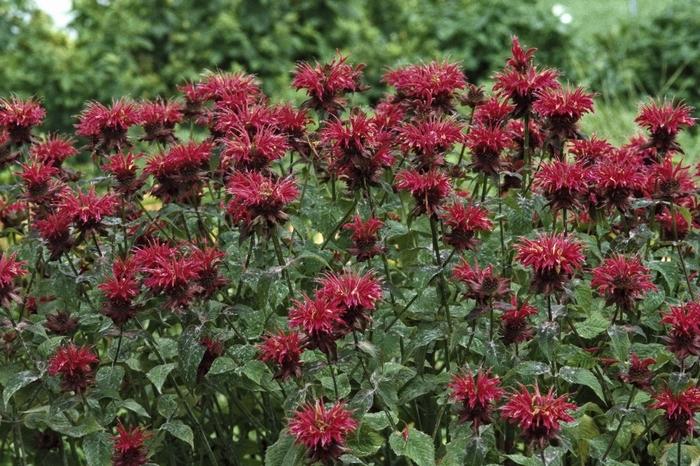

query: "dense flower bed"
left=0, top=38, right=698, bottom=465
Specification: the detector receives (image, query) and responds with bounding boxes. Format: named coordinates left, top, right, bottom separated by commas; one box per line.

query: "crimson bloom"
left=652, top=386, right=700, bottom=441
left=448, top=370, right=503, bottom=429
left=646, top=158, right=696, bottom=203
left=500, top=297, right=538, bottom=345
left=635, top=100, right=695, bottom=154
left=398, top=118, right=464, bottom=170
left=189, top=246, right=227, bottom=298
left=137, top=99, right=183, bottom=144
left=465, top=125, right=513, bottom=176
left=569, top=136, right=614, bottom=166
left=533, top=160, right=588, bottom=212
left=316, top=270, right=383, bottom=332
left=19, top=162, right=59, bottom=200
left=141, top=253, right=201, bottom=310
left=292, top=54, right=365, bottom=115
left=453, top=259, right=510, bottom=308
left=98, top=257, right=140, bottom=327
left=533, top=87, right=594, bottom=156
left=145, top=141, right=213, bottom=204
left=395, top=169, right=451, bottom=216
left=35, top=212, right=73, bottom=260
left=472, top=98, right=515, bottom=128
left=288, top=295, right=344, bottom=359
left=60, top=188, right=117, bottom=233
left=102, top=152, right=144, bottom=195
left=0, top=253, right=26, bottom=307
left=30, top=135, right=77, bottom=167
left=48, top=344, right=99, bottom=394
left=221, top=125, right=289, bottom=172
left=591, top=255, right=656, bottom=314
left=620, top=353, right=655, bottom=390
left=0, top=97, right=45, bottom=145
left=113, top=423, right=149, bottom=466
left=501, top=384, right=576, bottom=449
left=384, top=61, right=466, bottom=113
left=258, top=331, right=304, bottom=379
left=197, top=336, right=224, bottom=382
left=589, top=150, right=646, bottom=211
left=515, top=233, right=584, bottom=294
left=657, top=208, right=690, bottom=241
left=76, top=99, right=139, bottom=153
left=343, top=216, right=385, bottom=262
left=661, top=302, right=700, bottom=359
left=288, top=400, right=358, bottom=464
left=440, top=202, right=492, bottom=251
left=226, top=171, right=298, bottom=236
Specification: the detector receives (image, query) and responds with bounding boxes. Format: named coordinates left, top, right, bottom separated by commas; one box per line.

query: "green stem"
left=272, top=230, right=293, bottom=297
left=430, top=216, right=452, bottom=371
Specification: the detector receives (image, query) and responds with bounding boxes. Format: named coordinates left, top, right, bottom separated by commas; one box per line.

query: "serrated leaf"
left=120, top=399, right=150, bottom=418
left=389, top=427, right=435, bottom=466
left=83, top=431, right=112, bottom=466
left=146, top=363, right=176, bottom=394
left=3, top=371, right=39, bottom=406
left=162, top=420, right=194, bottom=449
left=559, top=366, right=606, bottom=403
left=208, top=357, right=237, bottom=376
left=178, top=328, right=205, bottom=386
left=576, top=311, right=608, bottom=339
left=265, top=431, right=303, bottom=466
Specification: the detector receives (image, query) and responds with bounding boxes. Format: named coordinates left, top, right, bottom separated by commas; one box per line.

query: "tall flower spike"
left=137, top=99, right=183, bottom=144
left=221, top=125, right=289, bottom=172
left=288, top=295, right=344, bottom=359
left=316, top=270, right=383, bottom=333
left=533, top=160, right=588, bottom=212
left=515, top=233, right=584, bottom=295
left=465, top=125, right=513, bottom=176
left=59, top=188, right=117, bottom=233
left=501, top=384, right=576, bottom=449
left=398, top=118, right=464, bottom=170
left=288, top=401, right=358, bottom=464
left=384, top=61, right=466, bottom=113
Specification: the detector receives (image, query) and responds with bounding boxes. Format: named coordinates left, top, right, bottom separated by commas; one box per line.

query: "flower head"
left=652, top=386, right=700, bottom=441
left=395, top=169, right=451, bottom=216
left=494, top=67, right=560, bottom=117
left=343, top=216, right=385, bottom=262
left=589, top=150, right=646, bottom=211
left=141, top=253, right=201, bottom=310
left=453, top=260, right=510, bottom=307
left=76, top=99, right=139, bottom=153
left=533, top=87, right=594, bottom=146
left=657, top=208, right=690, bottom=241
left=189, top=246, right=227, bottom=298
left=316, top=271, right=383, bottom=332
left=113, top=423, right=149, bottom=466
left=288, top=401, right=358, bottom=464
left=258, top=331, right=304, bottom=379
left=398, top=118, right=464, bottom=170
left=288, top=295, right=344, bottom=358
left=636, top=100, right=695, bottom=154
left=99, top=257, right=140, bottom=326
left=440, top=202, right=492, bottom=251
left=60, top=188, right=117, bottom=232
left=472, top=98, right=515, bottom=127
left=620, top=353, right=655, bottom=390
left=137, top=99, right=183, bottom=144
left=646, top=158, right=696, bottom=203
left=0, top=97, right=45, bottom=145
left=515, top=233, right=584, bottom=294
left=591, top=255, right=656, bottom=313
left=500, top=297, right=538, bottom=345
left=569, top=136, right=614, bottom=166
left=145, top=141, right=213, bottom=204
left=30, top=135, right=77, bottom=167
left=35, top=212, right=73, bottom=260
left=102, top=152, right=144, bottom=195
left=19, top=162, right=59, bottom=200
left=384, top=61, right=466, bottom=113
left=48, top=344, right=99, bottom=393
left=501, top=384, right=576, bottom=449
left=466, top=125, right=513, bottom=175
left=661, top=302, right=700, bottom=359
left=292, top=54, right=364, bottom=115
left=0, top=253, right=26, bottom=306
left=448, top=370, right=503, bottom=429
left=533, top=160, right=588, bottom=211
left=221, top=125, right=289, bottom=172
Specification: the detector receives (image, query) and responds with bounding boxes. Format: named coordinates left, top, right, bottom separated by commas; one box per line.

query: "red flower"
left=76, top=99, right=139, bottom=153
left=102, top=152, right=144, bottom=195
left=635, top=100, right=695, bottom=154
left=465, top=125, right=513, bottom=176
left=384, top=61, right=466, bottom=112
left=30, top=135, right=77, bottom=167
left=453, top=260, right=510, bottom=307
left=533, top=160, right=588, bottom=211
left=99, top=257, right=140, bottom=327
left=395, top=169, right=451, bottom=216
left=448, top=369, right=503, bottom=429
left=569, top=136, right=614, bottom=166
left=440, top=202, right=492, bottom=251
left=0, top=97, right=45, bottom=145
left=212, top=104, right=278, bottom=137
left=189, top=246, right=227, bottom=298
left=44, top=310, right=79, bottom=336
left=533, top=87, right=594, bottom=149
left=500, top=297, right=538, bottom=345
left=343, top=216, right=385, bottom=262
left=657, top=208, right=690, bottom=241
left=19, top=162, right=59, bottom=200
left=646, top=158, right=696, bottom=203
left=288, top=401, right=358, bottom=464
left=620, top=353, right=655, bottom=390
left=661, top=302, right=700, bottom=359
left=197, top=336, right=224, bottom=382
left=652, top=386, right=700, bottom=441
left=113, top=423, right=149, bottom=466
left=501, top=384, right=576, bottom=449
left=137, top=99, right=183, bottom=144
left=506, top=36, right=537, bottom=72
left=226, top=171, right=298, bottom=234
left=35, top=212, right=73, bottom=260
left=48, top=344, right=99, bottom=394
left=316, top=271, right=383, bottom=332
left=588, top=150, right=646, bottom=212
left=0, top=199, right=27, bottom=229
left=221, top=125, right=289, bottom=172
left=591, top=255, right=656, bottom=313
left=0, top=253, right=26, bottom=306
left=292, top=54, right=365, bottom=115
left=141, top=254, right=201, bottom=310
left=319, top=111, right=394, bottom=188
left=196, top=72, right=262, bottom=104
left=271, top=104, right=310, bottom=140
left=398, top=118, right=464, bottom=170
left=288, top=295, right=344, bottom=358
left=258, top=331, right=304, bottom=379
left=145, top=141, right=213, bottom=204
left=494, top=67, right=560, bottom=117
left=472, top=98, right=515, bottom=128
left=60, top=188, right=117, bottom=233
left=515, top=233, right=584, bottom=294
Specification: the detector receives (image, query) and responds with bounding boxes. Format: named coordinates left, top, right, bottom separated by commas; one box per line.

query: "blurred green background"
left=2, top=0, right=699, bottom=151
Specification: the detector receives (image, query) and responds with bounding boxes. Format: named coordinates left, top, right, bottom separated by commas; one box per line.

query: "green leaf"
left=608, top=325, right=631, bottom=362
left=157, top=394, right=178, bottom=419
left=347, top=424, right=384, bottom=457
left=178, top=327, right=205, bottom=386
left=558, top=366, right=606, bottom=403
left=3, top=371, right=39, bottom=406
left=389, top=427, right=435, bottom=466
left=265, top=431, right=303, bottom=466
left=83, top=431, right=112, bottom=466
left=207, top=357, right=237, bottom=375
left=120, top=399, right=150, bottom=418
left=576, top=311, right=608, bottom=339
left=162, top=419, right=194, bottom=449
left=146, top=363, right=176, bottom=394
